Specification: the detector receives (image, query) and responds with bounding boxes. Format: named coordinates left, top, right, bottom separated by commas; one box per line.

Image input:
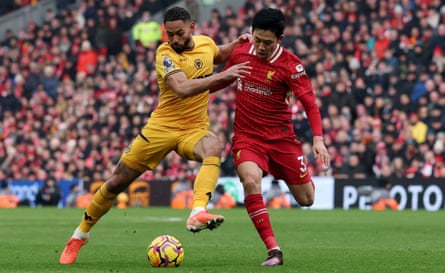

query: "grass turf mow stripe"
left=0, top=208, right=444, bottom=273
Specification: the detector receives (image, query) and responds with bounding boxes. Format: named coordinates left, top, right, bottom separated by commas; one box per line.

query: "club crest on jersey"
left=267, top=70, right=275, bottom=80
left=291, top=64, right=307, bottom=79
left=162, top=55, right=175, bottom=73
left=236, top=150, right=241, bottom=159
left=194, top=59, right=203, bottom=70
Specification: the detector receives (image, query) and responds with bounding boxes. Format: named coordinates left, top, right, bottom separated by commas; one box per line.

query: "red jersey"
left=224, top=42, right=323, bottom=140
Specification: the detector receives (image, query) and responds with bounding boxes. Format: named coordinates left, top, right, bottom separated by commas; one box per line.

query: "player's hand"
left=237, top=33, right=252, bottom=44
left=221, top=61, right=251, bottom=80
left=313, top=137, right=330, bottom=172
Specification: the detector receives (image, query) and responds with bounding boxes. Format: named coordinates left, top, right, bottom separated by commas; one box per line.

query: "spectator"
left=264, top=180, right=290, bottom=209
left=22, top=61, right=41, bottom=99
left=131, top=11, right=162, bottom=49
left=35, top=178, right=62, bottom=206
left=0, top=181, right=20, bottom=208
left=41, top=65, right=59, bottom=100
left=407, top=112, right=428, bottom=144
left=65, top=183, right=87, bottom=207
left=104, top=17, right=124, bottom=56
left=170, top=170, right=193, bottom=209
left=359, top=165, right=399, bottom=210
left=93, top=16, right=108, bottom=55
left=185, top=0, right=200, bottom=22
left=209, top=184, right=236, bottom=209
left=76, top=40, right=98, bottom=80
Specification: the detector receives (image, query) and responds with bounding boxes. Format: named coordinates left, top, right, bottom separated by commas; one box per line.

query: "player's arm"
left=299, top=91, right=331, bottom=169
left=209, top=54, right=237, bottom=93
left=157, top=43, right=250, bottom=98
left=298, top=91, right=331, bottom=170
left=288, top=63, right=331, bottom=169
left=166, top=61, right=251, bottom=98
left=214, top=33, right=251, bottom=65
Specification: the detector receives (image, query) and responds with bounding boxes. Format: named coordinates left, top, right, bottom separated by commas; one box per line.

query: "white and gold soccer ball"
left=147, top=235, right=184, bottom=267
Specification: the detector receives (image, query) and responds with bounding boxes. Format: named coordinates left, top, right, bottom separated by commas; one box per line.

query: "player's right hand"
left=222, top=61, right=251, bottom=80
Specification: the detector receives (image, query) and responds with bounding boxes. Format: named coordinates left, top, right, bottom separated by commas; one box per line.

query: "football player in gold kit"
left=60, top=6, right=251, bottom=264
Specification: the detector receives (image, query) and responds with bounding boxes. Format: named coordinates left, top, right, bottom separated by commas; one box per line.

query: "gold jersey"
left=151, top=35, right=219, bottom=129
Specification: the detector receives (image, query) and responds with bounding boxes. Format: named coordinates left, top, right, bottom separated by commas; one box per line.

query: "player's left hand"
left=313, top=137, right=330, bottom=171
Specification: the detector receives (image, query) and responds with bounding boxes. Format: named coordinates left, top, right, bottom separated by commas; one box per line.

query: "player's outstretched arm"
left=167, top=61, right=251, bottom=98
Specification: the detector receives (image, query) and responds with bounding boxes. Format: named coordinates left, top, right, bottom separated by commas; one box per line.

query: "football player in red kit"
left=211, top=8, right=330, bottom=266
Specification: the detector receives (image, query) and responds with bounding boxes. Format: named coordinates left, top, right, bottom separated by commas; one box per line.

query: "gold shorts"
left=121, top=123, right=214, bottom=172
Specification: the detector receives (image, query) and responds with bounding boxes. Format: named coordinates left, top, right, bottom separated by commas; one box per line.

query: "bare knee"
left=238, top=162, right=263, bottom=195
left=106, top=161, right=142, bottom=194
left=199, top=135, right=223, bottom=157
left=298, top=195, right=314, bottom=207
left=289, top=183, right=314, bottom=207
left=242, top=177, right=261, bottom=195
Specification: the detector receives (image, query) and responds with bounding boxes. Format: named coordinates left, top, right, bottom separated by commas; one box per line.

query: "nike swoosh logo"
left=299, top=172, right=308, bottom=179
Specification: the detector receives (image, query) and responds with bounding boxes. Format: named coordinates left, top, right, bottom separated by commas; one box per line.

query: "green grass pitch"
left=1, top=207, right=444, bottom=273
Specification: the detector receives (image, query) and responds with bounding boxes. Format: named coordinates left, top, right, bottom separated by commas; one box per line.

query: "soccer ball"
left=147, top=235, right=184, bottom=267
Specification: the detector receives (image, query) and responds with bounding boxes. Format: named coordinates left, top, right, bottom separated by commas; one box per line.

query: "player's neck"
left=266, top=44, right=280, bottom=61
left=184, top=37, right=195, bottom=51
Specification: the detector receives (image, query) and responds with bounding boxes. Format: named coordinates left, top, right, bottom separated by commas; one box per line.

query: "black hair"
left=252, top=8, right=285, bottom=38
left=163, top=6, right=191, bottom=24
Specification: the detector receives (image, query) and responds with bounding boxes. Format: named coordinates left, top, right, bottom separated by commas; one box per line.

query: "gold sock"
left=192, top=156, right=220, bottom=209
left=78, top=183, right=117, bottom=233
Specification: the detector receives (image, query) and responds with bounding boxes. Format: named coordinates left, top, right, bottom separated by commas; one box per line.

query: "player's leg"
left=269, top=139, right=314, bottom=207
left=287, top=182, right=314, bottom=206
left=60, top=127, right=170, bottom=264
left=59, top=161, right=142, bottom=264
left=233, top=138, right=283, bottom=266
left=237, top=161, right=283, bottom=266
left=178, top=129, right=224, bottom=232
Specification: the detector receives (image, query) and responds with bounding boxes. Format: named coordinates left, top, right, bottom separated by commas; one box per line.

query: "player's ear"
left=278, top=34, right=284, bottom=43
left=189, top=21, right=196, bottom=33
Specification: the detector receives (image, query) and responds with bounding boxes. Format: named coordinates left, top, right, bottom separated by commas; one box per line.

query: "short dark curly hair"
left=163, top=6, right=191, bottom=23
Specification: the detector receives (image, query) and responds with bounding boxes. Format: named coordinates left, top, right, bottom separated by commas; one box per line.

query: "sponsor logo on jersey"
left=291, top=64, right=306, bottom=79
left=296, top=64, right=304, bottom=72
left=240, top=80, right=272, bottom=96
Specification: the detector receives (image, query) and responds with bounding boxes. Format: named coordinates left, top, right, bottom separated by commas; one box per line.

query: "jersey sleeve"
left=285, top=61, right=324, bottom=137
left=156, top=44, right=182, bottom=80
left=209, top=46, right=237, bottom=93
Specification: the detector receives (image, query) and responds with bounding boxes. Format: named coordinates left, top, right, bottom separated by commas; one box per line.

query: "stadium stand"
left=0, top=0, right=444, bottom=192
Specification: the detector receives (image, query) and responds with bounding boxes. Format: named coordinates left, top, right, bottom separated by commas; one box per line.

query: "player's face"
left=165, top=20, right=195, bottom=53
left=252, top=29, right=282, bottom=60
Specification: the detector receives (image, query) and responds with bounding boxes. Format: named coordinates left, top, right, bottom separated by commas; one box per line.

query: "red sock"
left=244, top=194, right=278, bottom=250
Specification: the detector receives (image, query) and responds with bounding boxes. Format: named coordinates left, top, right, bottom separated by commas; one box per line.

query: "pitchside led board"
left=216, top=176, right=335, bottom=210
left=7, top=179, right=83, bottom=207
left=7, top=177, right=445, bottom=211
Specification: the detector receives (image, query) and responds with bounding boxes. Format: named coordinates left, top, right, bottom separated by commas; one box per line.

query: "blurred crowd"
left=1, top=0, right=445, bottom=191
left=0, top=0, right=39, bottom=16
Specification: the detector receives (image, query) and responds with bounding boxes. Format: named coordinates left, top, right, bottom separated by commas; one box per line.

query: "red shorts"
left=232, top=135, right=311, bottom=185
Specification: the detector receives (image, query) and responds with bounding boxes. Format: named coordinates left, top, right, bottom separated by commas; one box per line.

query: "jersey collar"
left=249, top=44, right=283, bottom=63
